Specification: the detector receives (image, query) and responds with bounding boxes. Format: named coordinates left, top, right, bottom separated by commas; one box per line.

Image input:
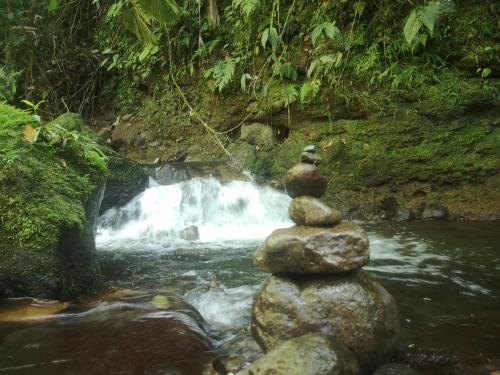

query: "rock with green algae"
left=0, top=104, right=109, bottom=298
left=238, top=333, right=359, bottom=375
left=251, top=271, right=400, bottom=374
left=288, top=195, right=342, bottom=226
left=255, top=222, right=369, bottom=274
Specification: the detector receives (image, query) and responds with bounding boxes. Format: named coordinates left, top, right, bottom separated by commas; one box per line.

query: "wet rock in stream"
left=0, top=292, right=216, bottom=375
left=239, top=333, right=359, bottom=375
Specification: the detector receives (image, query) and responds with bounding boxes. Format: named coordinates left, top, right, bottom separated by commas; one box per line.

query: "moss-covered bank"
left=0, top=104, right=147, bottom=298
left=104, top=73, right=500, bottom=220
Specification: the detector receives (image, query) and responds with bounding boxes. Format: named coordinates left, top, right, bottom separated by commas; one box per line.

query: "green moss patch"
left=0, top=103, right=107, bottom=251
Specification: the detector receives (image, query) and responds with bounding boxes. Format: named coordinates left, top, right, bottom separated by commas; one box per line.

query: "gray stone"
left=304, top=144, right=317, bottom=153
left=289, top=196, right=342, bottom=226
left=240, top=123, right=274, bottom=147
left=255, top=222, right=368, bottom=274
left=238, top=333, right=359, bottom=375
left=251, top=271, right=400, bottom=374
left=179, top=226, right=199, bottom=241
left=422, top=204, right=448, bottom=220
left=285, top=163, right=327, bottom=198
left=373, top=363, right=422, bottom=375
left=396, top=208, right=413, bottom=221
left=301, top=152, right=321, bottom=165
left=228, top=142, right=257, bottom=171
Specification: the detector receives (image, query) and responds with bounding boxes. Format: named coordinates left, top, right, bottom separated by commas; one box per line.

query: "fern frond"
left=211, top=59, right=237, bottom=92
left=232, top=0, right=260, bottom=19
left=136, top=0, right=179, bottom=26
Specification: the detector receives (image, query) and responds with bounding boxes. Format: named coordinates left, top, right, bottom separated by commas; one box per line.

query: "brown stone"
left=251, top=271, right=401, bottom=374
left=239, top=333, right=359, bottom=375
left=289, top=196, right=341, bottom=226
left=285, top=163, right=327, bottom=198
left=255, top=222, right=369, bottom=274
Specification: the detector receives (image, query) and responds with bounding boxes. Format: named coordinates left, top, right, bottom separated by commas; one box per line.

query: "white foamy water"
left=96, top=177, right=292, bottom=250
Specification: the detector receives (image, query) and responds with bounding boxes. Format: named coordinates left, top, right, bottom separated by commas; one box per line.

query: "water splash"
left=97, top=177, right=292, bottom=250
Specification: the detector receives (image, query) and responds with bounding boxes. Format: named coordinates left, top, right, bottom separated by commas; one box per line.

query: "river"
left=1, top=177, right=499, bottom=374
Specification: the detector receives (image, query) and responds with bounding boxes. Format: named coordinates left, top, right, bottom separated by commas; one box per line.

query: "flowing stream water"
left=1, top=176, right=499, bottom=374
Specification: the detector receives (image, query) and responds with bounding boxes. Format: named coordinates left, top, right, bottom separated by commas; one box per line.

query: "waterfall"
left=97, top=177, right=292, bottom=250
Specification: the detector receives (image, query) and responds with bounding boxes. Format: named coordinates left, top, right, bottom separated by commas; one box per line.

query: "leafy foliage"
left=205, top=58, right=238, bottom=92
left=232, top=0, right=260, bottom=19
left=404, top=0, right=456, bottom=44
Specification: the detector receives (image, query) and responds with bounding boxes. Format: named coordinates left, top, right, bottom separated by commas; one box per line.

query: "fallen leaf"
left=23, top=124, right=38, bottom=143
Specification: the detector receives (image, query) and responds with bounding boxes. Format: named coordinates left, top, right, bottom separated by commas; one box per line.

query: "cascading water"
left=97, top=177, right=292, bottom=250
left=96, top=176, right=292, bottom=339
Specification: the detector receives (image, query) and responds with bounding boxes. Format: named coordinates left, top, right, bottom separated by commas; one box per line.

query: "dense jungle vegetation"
left=1, top=0, right=498, bottom=119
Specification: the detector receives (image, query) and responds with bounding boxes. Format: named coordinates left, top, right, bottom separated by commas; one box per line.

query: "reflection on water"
left=1, top=176, right=499, bottom=373
left=0, top=292, right=216, bottom=375
left=366, top=221, right=500, bottom=357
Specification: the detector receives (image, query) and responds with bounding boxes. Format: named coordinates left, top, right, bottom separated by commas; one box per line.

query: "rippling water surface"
left=1, top=177, right=499, bottom=374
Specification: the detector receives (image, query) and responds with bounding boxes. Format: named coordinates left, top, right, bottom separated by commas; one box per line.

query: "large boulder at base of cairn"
left=251, top=271, right=401, bottom=374
left=289, top=195, right=342, bottom=226
left=255, top=221, right=369, bottom=274
left=239, top=333, right=359, bottom=375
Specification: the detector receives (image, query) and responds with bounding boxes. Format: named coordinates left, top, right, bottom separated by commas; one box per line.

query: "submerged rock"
left=180, top=225, right=200, bottom=241
left=251, top=271, right=400, bottom=373
left=289, top=196, right=342, bottom=226
left=373, top=363, right=422, bottom=375
left=239, top=333, right=359, bottom=375
left=255, top=222, right=369, bottom=274
left=0, top=292, right=215, bottom=374
left=285, top=163, right=327, bottom=198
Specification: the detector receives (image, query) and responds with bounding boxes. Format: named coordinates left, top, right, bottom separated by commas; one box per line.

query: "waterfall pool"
left=1, top=177, right=499, bottom=374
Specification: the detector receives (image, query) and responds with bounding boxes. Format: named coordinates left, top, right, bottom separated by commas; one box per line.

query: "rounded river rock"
left=285, top=163, right=327, bottom=198
left=251, top=271, right=401, bottom=374
left=238, top=333, right=359, bottom=375
left=289, top=196, right=342, bottom=226
left=255, top=221, right=369, bottom=274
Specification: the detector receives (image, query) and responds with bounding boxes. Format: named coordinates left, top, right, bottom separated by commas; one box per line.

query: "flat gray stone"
left=255, top=221, right=369, bottom=274
left=289, top=196, right=341, bottom=226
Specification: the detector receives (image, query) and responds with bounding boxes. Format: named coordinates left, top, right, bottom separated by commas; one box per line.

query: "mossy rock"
left=0, top=104, right=108, bottom=298
left=100, top=156, right=149, bottom=213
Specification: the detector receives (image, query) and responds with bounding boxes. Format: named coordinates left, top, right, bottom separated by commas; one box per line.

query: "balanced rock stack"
left=247, top=146, right=401, bottom=375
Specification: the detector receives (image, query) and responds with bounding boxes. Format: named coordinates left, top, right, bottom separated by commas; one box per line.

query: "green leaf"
left=269, top=27, right=279, bottom=50
left=281, top=63, right=297, bottom=81
left=300, top=79, right=321, bottom=104
left=311, top=24, right=323, bottom=46
left=404, top=10, right=422, bottom=44
left=283, top=84, right=298, bottom=107
left=139, top=44, right=153, bottom=61
left=323, top=22, right=340, bottom=40
left=420, top=1, right=442, bottom=32
left=353, top=1, right=365, bottom=17
left=136, top=0, right=179, bottom=26
left=48, top=0, right=58, bottom=14
left=240, top=73, right=251, bottom=92
left=307, top=59, right=318, bottom=77
left=261, top=28, right=269, bottom=49
left=233, top=0, right=260, bottom=19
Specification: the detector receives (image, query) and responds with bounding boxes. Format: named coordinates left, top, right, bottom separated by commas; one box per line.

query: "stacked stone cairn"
left=245, top=146, right=401, bottom=375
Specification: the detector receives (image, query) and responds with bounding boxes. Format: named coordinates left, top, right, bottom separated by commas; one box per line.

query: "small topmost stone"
left=300, top=152, right=321, bottom=165
left=304, top=144, right=316, bottom=153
